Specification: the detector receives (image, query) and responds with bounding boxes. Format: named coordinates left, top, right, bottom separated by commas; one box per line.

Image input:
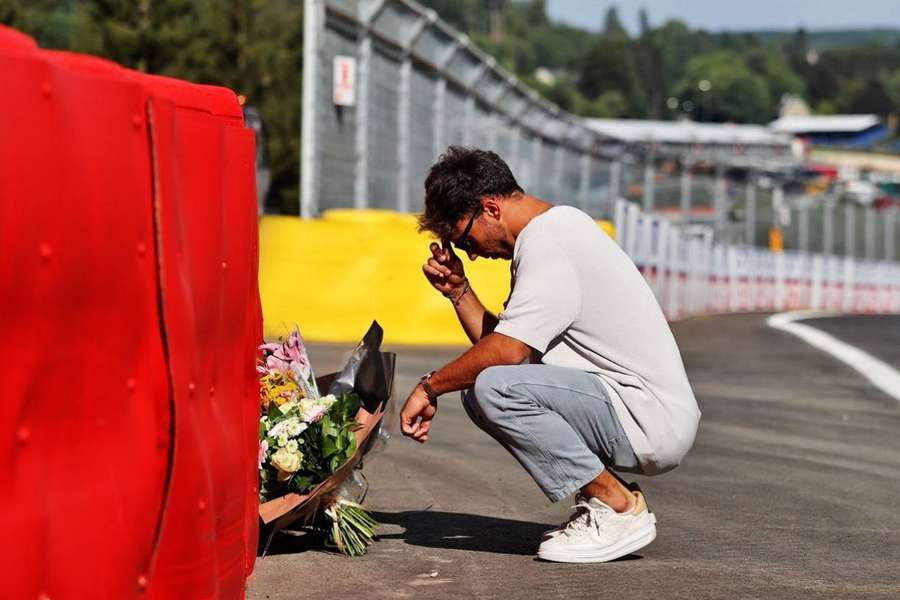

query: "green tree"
left=578, top=36, right=645, bottom=116
left=2, top=0, right=303, bottom=213
left=603, top=6, right=627, bottom=38
left=673, top=52, right=770, bottom=123
left=838, top=77, right=895, bottom=115
left=884, top=68, right=900, bottom=109
left=649, top=20, right=716, bottom=91
left=638, top=8, right=651, bottom=37
left=575, top=90, right=629, bottom=118
left=744, top=47, right=805, bottom=115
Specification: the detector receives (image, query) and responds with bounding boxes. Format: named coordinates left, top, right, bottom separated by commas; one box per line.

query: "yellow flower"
left=259, top=371, right=301, bottom=409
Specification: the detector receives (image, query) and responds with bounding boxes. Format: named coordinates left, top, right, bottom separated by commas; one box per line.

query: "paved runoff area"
left=249, top=314, right=900, bottom=600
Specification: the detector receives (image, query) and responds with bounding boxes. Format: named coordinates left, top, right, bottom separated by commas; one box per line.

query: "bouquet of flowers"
left=257, top=322, right=395, bottom=556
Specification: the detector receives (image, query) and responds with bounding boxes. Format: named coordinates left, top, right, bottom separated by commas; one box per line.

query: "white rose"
left=271, top=448, right=303, bottom=477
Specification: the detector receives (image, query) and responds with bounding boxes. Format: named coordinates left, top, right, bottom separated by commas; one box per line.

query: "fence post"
left=509, top=123, right=521, bottom=179
left=774, top=251, right=786, bottom=311
left=798, top=199, right=810, bottom=253
left=714, top=165, right=727, bottom=242
left=865, top=205, right=877, bottom=259
left=667, top=227, right=681, bottom=318
left=432, top=39, right=460, bottom=161
left=553, top=144, right=564, bottom=204
left=701, top=230, right=714, bottom=314
left=353, top=33, right=372, bottom=209
left=397, top=57, right=412, bottom=212
left=842, top=257, right=855, bottom=312
left=727, top=245, right=739, bottom=312
left=609, top=159, right=621, bottom=207
left=886, top=206, right=897, bottom=262
left=810, top=253, right=824, bottom=310
left=626, top=202, right=640, bottom=259
left=680, top=159, right=692, bottom=225
left=744, top=174, right=756, bottom=246
left=578, top=152, right=591, bottom=213
left=642, top=155, right=655, bottom=213
left=396, top=14, right=429, bottom=214
left=614, top=198, right=627, bottom=246
left=300, top=0, right=324, bottom=218
left=823, top=196, right=834, bottom=255
left=655, top=218, right=670, bottom=301
left=532, top=135, right=544, bottom=197
left=352, top=0, right=391, bottom=210
left=844, top=203, right=856, bottom=258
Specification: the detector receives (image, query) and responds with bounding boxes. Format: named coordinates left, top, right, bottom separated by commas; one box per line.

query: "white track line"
left=767, top=311, right=900, bottom=403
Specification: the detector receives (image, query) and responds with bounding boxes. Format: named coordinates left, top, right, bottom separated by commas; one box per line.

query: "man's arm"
left=399, top=332, right=530, bottom=443
left=428, top=331, right=528, bottom=394
left=451, top=283, right=499, bottom=345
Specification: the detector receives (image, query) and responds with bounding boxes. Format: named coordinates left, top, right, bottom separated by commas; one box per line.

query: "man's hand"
left=422, top=241, right=466, bottom=298
left=399, top=384, right=437, bottom=444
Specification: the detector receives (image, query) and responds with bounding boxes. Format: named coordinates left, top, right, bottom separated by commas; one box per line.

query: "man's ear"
left=481, top=195, right=502, bottom=221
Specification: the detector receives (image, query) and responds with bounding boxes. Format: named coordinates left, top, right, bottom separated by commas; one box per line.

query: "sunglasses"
left=453, top=209, right=480, bottom=252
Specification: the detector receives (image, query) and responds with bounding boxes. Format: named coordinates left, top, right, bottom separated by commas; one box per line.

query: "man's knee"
left=471, top=366, right=509, bottom=418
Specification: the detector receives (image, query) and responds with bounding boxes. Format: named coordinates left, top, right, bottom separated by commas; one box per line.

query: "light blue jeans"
left=463, top=364, right=640, bottom=502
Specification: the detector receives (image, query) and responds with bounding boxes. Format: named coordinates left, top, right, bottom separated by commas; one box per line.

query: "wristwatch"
left=419, top=371, right=439, bottom=406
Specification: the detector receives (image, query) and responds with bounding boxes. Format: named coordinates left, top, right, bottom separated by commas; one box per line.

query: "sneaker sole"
left=536, top=520, right=657, bottom=563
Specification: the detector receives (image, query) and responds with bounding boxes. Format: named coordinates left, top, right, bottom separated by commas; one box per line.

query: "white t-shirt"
left=494, top=206, right=700, bottom=475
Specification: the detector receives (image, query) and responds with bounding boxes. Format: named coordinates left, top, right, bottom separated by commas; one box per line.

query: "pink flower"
left=302, top=404, right=327, bottom=424
left=258, top=440, right=269, bottom=469
left=283, top=330, right=311, bottom=380
left=258, top=329, right=311, bottom=381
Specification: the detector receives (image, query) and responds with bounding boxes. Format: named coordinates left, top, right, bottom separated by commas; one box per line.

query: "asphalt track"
left=248, top=313, right=900, bottom=600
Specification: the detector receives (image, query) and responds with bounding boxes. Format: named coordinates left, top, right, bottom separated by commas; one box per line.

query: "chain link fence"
left=301, top=0, right=900, bottom=263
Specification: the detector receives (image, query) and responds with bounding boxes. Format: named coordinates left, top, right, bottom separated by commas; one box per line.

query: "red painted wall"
left=0, top=26, right=262, bottom=599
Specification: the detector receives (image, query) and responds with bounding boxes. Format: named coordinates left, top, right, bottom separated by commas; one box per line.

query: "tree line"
left=423, top=1, right=900, bottom=124
left=3, top=0, right=899, bottom=213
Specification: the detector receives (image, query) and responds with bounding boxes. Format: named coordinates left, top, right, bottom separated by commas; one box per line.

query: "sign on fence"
left=333, top=55, right=356, bottom=107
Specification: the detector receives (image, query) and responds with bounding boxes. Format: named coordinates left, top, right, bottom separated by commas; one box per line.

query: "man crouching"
left=399, top=146, right=701, bottom=563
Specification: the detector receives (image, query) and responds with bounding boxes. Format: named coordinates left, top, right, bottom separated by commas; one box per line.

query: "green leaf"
left=292, top=474, right=313, bottom=492
left=322, top=436, right=338, bottom=458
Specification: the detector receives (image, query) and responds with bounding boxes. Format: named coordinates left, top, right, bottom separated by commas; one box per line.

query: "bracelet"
left=444, top=278, right=471, bottom=306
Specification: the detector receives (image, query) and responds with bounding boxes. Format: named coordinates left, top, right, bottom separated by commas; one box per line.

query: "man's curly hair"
left=418, top=146, right=523, bottom=239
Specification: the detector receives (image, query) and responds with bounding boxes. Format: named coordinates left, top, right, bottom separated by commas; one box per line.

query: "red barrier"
left=0, top=26, right=261, bottom=599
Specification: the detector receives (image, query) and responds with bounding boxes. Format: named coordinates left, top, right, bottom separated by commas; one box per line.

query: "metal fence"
left=300, top=0, right=900, bottom=265
left=301, top=0, right=655, bottom=220
left=613, top=199, right=900, bottom=319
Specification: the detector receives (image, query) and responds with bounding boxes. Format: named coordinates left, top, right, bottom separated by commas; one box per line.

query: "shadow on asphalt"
left=258, top=513, right=649, bottom=561
left=258, top=528, right=328, bottom=557
left=372, top=510, right=555, bottom=556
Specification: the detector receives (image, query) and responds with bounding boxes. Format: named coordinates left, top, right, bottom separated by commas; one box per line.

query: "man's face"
left=447, top=203, right=513, bottom=261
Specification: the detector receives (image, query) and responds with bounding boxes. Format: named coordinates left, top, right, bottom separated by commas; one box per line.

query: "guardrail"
left=614, top=199, right=900, bottom=319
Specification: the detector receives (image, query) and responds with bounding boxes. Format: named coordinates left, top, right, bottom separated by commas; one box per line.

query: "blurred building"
left=584, top=118, right=796, bottom=167
left=769, top=114, right=891, bottom=148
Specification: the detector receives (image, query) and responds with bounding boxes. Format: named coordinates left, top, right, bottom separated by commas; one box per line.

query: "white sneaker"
left=541, top=492, right=589, bottom=541
left=537, top=492, right=657, bottom=563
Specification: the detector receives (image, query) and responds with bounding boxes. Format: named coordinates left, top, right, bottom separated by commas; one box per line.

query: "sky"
left=545, top=0, right=900, bottom=33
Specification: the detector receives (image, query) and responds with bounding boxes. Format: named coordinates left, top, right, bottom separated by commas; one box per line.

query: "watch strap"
left=419, top=371, right=439, bottom=405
